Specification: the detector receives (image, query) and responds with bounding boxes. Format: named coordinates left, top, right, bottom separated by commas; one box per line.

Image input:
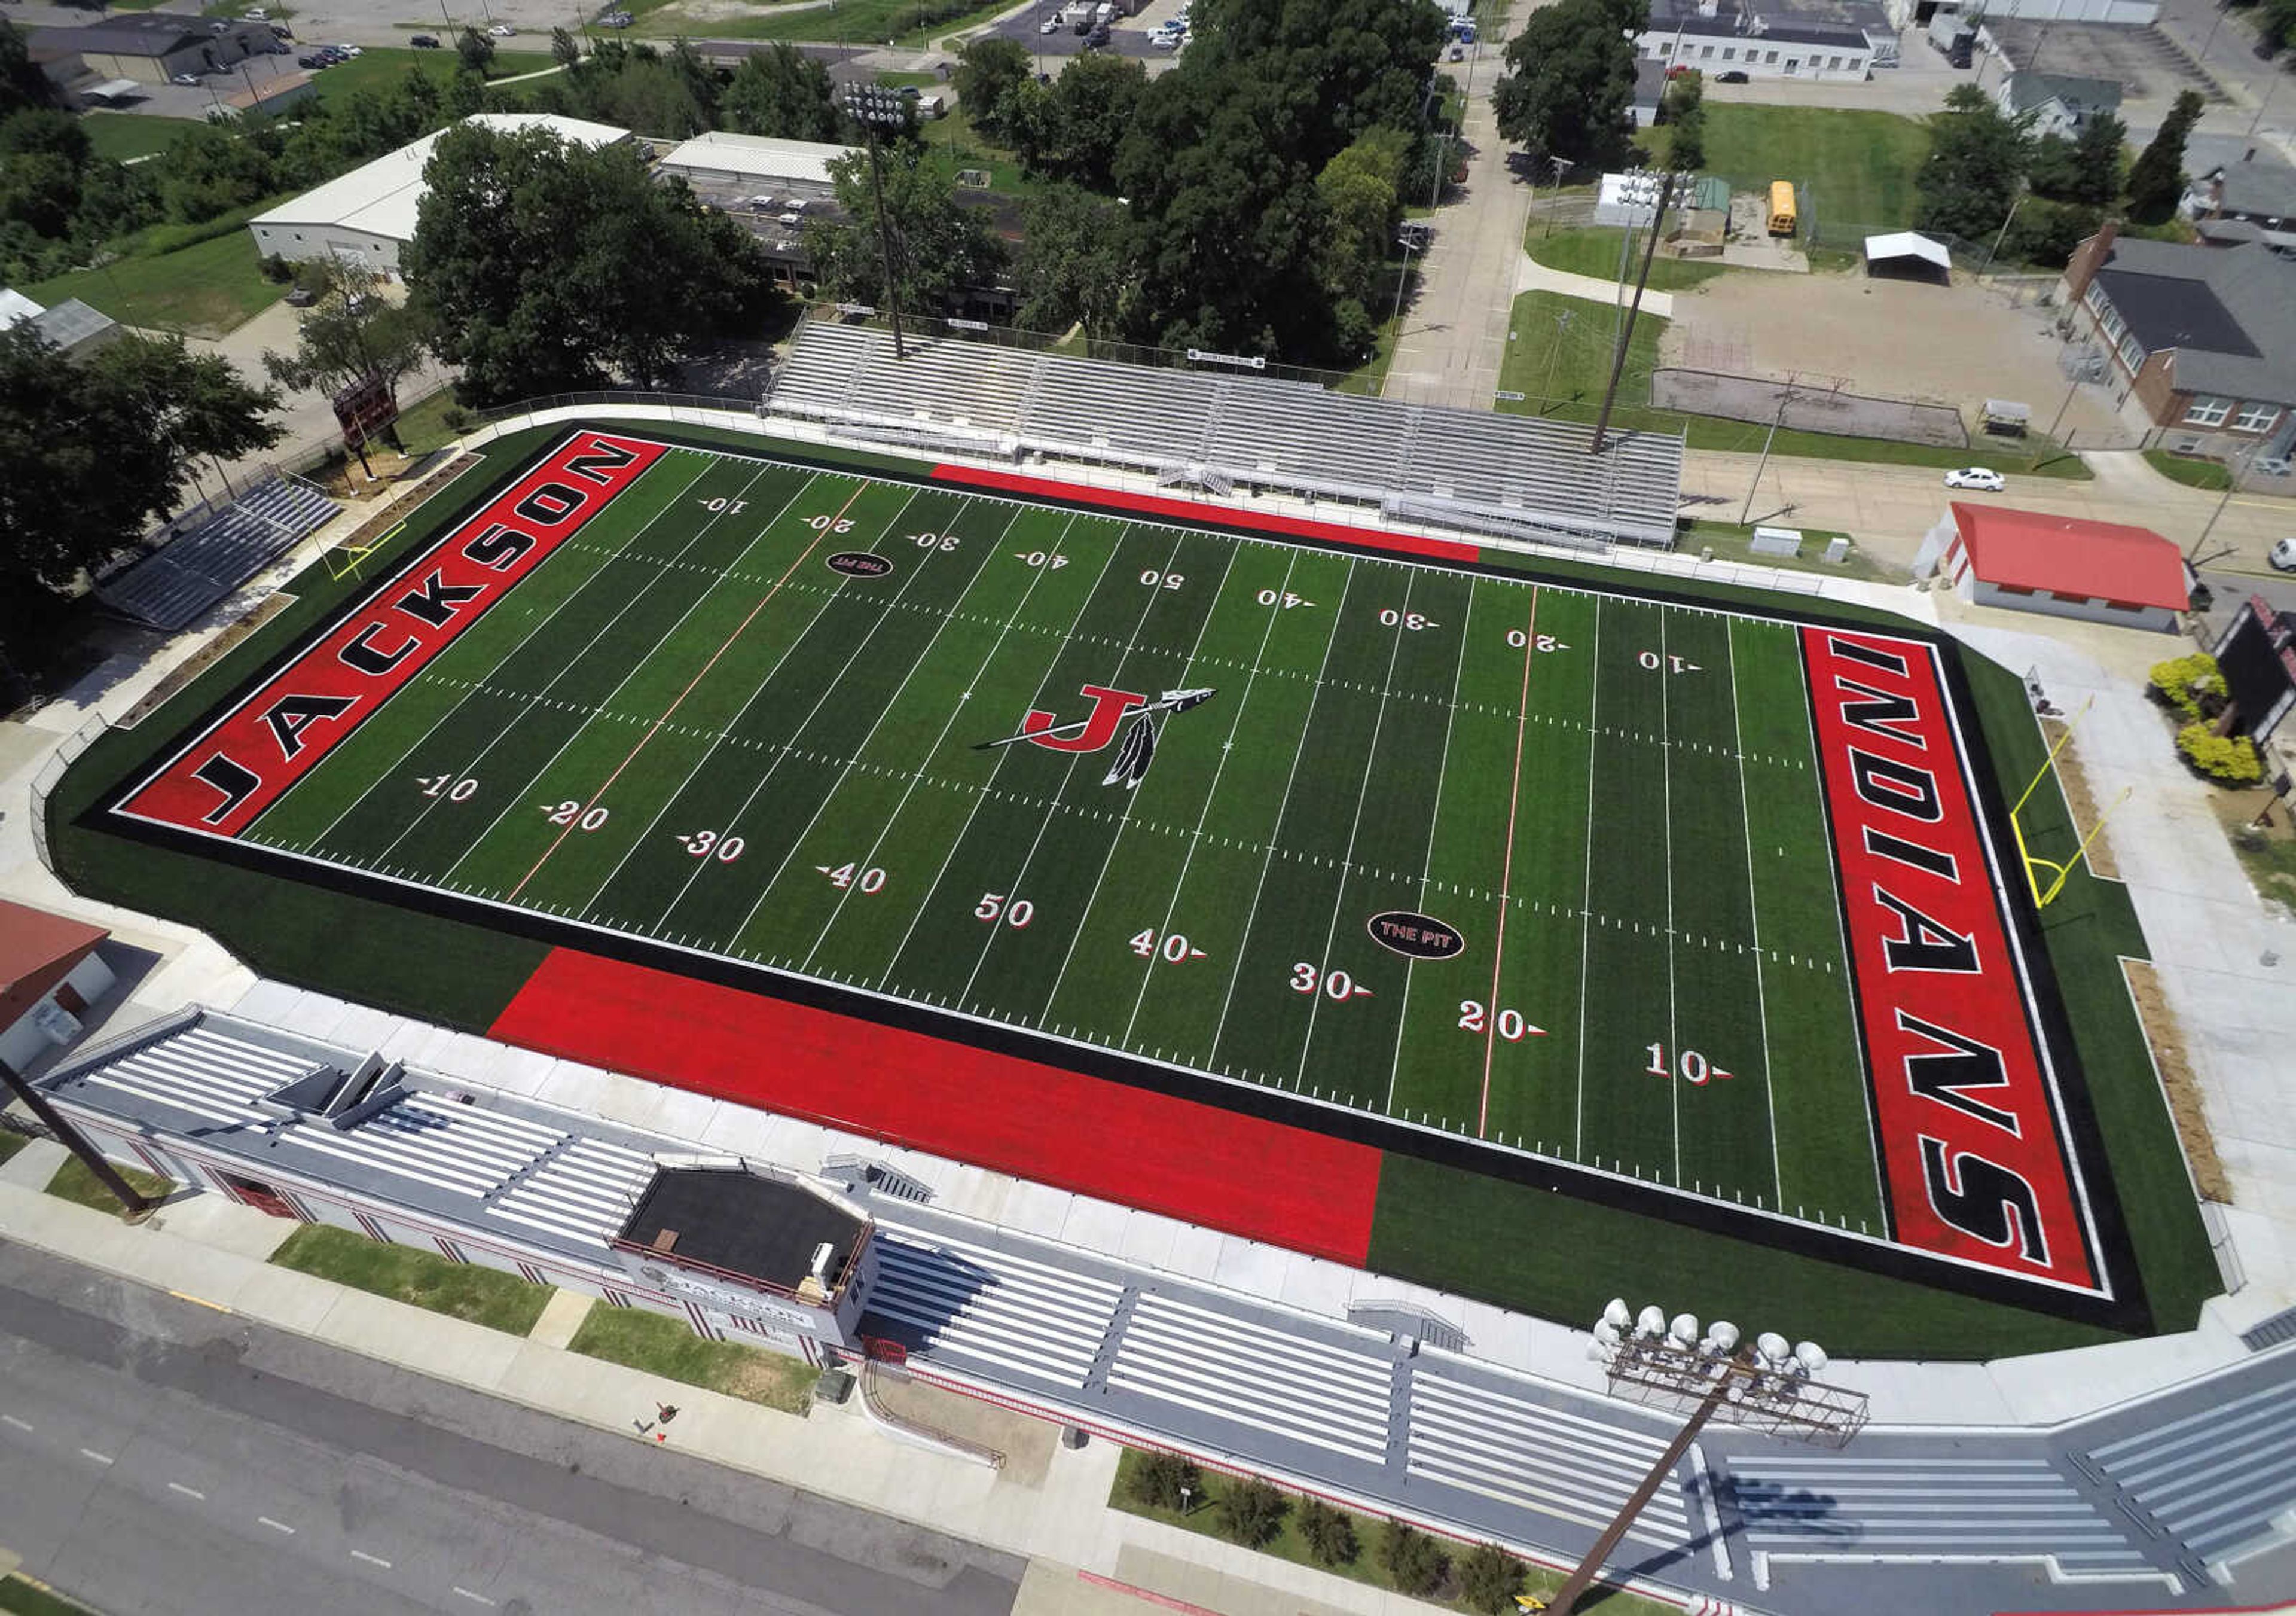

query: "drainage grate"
left=2239, top=1306, right=2296, bottom=1352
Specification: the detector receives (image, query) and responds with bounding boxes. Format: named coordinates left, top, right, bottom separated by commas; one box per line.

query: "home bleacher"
left=96, top=472, right=341, bottom=632
left=767, top=318, right=1683, bottom=549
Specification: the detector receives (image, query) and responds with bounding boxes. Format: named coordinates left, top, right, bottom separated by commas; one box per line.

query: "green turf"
left=667, top=0, right=1018, bottom=46
left=0, top=1131, right=29, bottom=1166
left=1700, top=105, right=1932, bottom=235
left=44, top=1155, right=174, bottom=1213
left=78, top=112, right=208, bottom=164
left=1528, top=227, right=1731, bottom=292
left=566, top=1303, right=816, bottom=1413
left=307, top=47, right=560, bottom=107
left=1494, top=289, right=2090, bottom=478
left=2141, top=449, right=2233, bottom=490
left=0, top=1577, right=99, bottom=1616
left=271, top=1223, right=556, bottom=1333
left=25, top=224, right=285, bottom=336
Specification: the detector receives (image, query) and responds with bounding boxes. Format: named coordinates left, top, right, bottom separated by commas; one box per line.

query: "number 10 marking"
left=1646, top=1042, right=1731, bottom=1084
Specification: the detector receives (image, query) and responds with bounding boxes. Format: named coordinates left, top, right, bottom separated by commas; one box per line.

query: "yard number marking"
left=676, top=830, right=745, bottom=861
left=820, top=862, right=887, bottom=892
left=1129, top=928, right=1204, bottom=962
left=1291, top=962, right=1371, bottom=999
left=807, top=514, right=856, bottom=533
left=1138, top=569, right=1186, bottom=590
left=542, top=800, right=609, bottom=831
left=1458, top=1001, right=1545, bottom=1041
left=974, top=892, right=1035, bottom=928
left=1645, top=1042, right=1733, bottom=1085
left=1256, top=589, right=1312, bottom=609
left=1639, top=650, right=1702, bottom=673
left=913, top=532, right=960, bottom=552
left=698, top=498, right=748, bottom=514
left=417, top=774, right=479, bottom=801
left=1506, top=630, right=1568, bottom=652
left=1015, top=550, right=1069, bottom=569
left=1378, top=608, right=1437, bottom=631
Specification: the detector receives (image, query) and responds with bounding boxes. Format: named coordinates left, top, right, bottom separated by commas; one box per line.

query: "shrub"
left=1215, top=1477, right=1289, bottom=1548
left=1128, top=1450, right=1202, bottom=1511
left=2150, top=653, right=2227, bottom=721
left=2176, top=722, right=2264, bottom=785
left=1298, top=1498, right=1360, bottom=1567
left=1460, top=1542, right=1528, bottom=1613
left=1380, top=1517, right=1449, bottom=1597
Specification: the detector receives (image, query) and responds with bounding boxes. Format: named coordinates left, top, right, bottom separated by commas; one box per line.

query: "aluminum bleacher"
left=97, top=473, right=341, bottom=631
left=767, top=318, right=1684, bottom=549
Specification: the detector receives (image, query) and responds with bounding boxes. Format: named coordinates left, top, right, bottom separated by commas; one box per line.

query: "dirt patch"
left=118, top=593, right=295, bottom=728
left=2207, top=782, right=2296, bottom=913
left=720, top=1352, right=817, bottom=1413
left=2121, top=959, right=2232, bottom=1203
left=866, top=1367, right=1058, bottom=1487
left=2041, top=715, right=2121, bottom=880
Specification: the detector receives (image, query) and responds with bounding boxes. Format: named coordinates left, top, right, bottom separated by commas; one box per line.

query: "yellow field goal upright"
left=324, top=520, right=402, bottom=583
left=2008, top=694, right=2132, bottom=909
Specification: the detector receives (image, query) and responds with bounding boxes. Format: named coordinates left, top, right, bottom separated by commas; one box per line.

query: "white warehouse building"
left=248, top=112, right=630, bottom=276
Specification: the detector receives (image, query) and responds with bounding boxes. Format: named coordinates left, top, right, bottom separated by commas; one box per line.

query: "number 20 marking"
left=544, top=801, right=609, bottom=831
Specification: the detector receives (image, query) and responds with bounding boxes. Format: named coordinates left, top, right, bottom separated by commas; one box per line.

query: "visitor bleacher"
left=767, top=319, right=1684, bottom=549
left=97, top=473, right=341, bottom=631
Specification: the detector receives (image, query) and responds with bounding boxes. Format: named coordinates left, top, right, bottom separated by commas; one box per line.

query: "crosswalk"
left=1718, top=1455, right=2150, bottom=1577
left=863, top=1230, right=1124, bottom=1388
left=2083, top=1379, right=2296, bottom=1571
left=1408, top=1370, right=1693, bottom=1546
left=1106, top=1292, right=1394, bottom=1466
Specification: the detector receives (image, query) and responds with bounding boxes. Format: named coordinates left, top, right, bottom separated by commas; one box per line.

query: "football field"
left=114, top=430, right=2115, bottom=1300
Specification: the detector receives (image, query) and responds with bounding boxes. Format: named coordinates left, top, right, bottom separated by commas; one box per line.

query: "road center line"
left=350, top=1549, right=393, bottom=1568
left=80, top=1447, right=113, bottom=1465
left=0, top=1414, right=32, bottom=1432
left=167, top=1481, right=206, bottom=1499
left=259, top=1516, right=296, bottom=1534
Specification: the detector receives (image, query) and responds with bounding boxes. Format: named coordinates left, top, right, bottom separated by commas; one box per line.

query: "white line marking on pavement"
left=168, top=1481, right=206, bottom=1500
left=350, top=1549, right=393, bottom=1568
left=259, top=1516, right=296, bottom=1534
left=80, top=1447, right=113, bottom=1465
left=452, top=1590, right=498, bottom=1606
left=0, top=1414, right=32, bottom=1432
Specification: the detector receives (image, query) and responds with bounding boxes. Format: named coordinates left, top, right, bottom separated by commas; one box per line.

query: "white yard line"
left=1036, top=544, right=1241, bottom=1021
left=1473, top=585, right=1540, bottom=1139
left=861, top=522, right=1121, bottom=987
left=1573, top=596, right=1603, bottom=1160
left=1661, top=608, right=1680, bottom=1188
left=948, top=529, right=1204, bottom=1014
left=1118, top=550, right=1304, bottom=1051
left=1207, top=559, right=1364, bottom=1065
left=1726, top=618, right=1786, bottom=1208
left=294, top=452, right=718, bottom=852
left=1293, top=567, right=1418, bottom=1090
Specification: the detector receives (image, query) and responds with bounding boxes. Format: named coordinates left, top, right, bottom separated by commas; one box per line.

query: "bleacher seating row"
left=97, top=474, right=341, bottom=631
left=767, top=320, right=1684, bottom=549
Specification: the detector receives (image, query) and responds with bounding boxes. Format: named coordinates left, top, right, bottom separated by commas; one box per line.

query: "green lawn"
left=271, top=1223, right=556, bottom=1333
left=390, top=388, right=469, bottom=456
left=1678, top=517, right=1894, bottom=583
left=927, top=106, right=1035, bottom=199
left=79, top=112, right=208, bottom=164
left=0, top=1577, right=99, bottom=1616
left=44, top=1155, right=174, bottom=1213
left=309, top=48, right=559, bottom=108
left=1333, top=264, right=1416, bottom=397
left=0, top=1130, right=30, bottom=1166
left=1701, top=104, right=1932, bottom=237
left=1529, top=227, right=1731, bottom=293
left=567, top=1304, right=816, bottom=1413
left=24, top=224, right=286, bottom=336
left=1495, top=288, right=2089, bottom=477
left=2143, top=448, right=2234, bottom=490
left=1110, top=1449, right=1677, bottom=1615
left=674, top=0, right=1017, bottom=47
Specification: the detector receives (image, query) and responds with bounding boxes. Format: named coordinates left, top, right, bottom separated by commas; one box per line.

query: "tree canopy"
left=807, top=142, right=1006, bottom=315
left=1492, top=0, right=1646, bottom=168
left=1912, top=84, right=2030, bottom=243
left=261, top=261, right=438, bottom=435
left=2126, top=89, right=2202, bottom=219
left=722, top=41, right=842, bottom=142
left=404, top=123, right=777, bottom=404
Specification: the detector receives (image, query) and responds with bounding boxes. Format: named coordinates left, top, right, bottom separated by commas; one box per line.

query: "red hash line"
left=506, top=482, right=872, bottom=902
left=1478, top=589, right=1539, bottom=1139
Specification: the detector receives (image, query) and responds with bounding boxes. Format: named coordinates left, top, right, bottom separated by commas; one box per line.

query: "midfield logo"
left=974, top=684, right=1218, bottom=789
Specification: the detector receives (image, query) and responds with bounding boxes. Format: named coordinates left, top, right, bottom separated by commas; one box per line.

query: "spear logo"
left=975, top=685, right=1217, bottom=789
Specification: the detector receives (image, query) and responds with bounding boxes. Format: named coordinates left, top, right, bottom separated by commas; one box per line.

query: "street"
left=0, top=1241, right=1023, bottom=1616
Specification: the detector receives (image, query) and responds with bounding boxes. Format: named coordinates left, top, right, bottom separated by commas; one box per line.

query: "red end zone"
left=490, top=948, right=1385, bottom=1264
left=1803, top=628, right=2099, bottom=1294
left=120, top=432, right=666, bottom=837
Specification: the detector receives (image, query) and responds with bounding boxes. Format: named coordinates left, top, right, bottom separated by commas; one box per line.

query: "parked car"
left=169, top=71, right=201, bottom=85
left=1717, top=69, right=1749, bottom=82
left=1085, top=23, right=1110, bottom=45
left=1448, top=42, right=1464, bottom=59
left=285, top=285, right=317, bottom=307
left=1943, top=466, right=2007, bottom=492
left=332, top=43, right=362, bottom=56
left=1040, top=13, right=1062, bottom=30
left=297, top=53, right=325, bottom=67
left=2270, top=538, right=2296, bottom=572
left=488, top=23, right=516, bottom=36
left=411, top=33, right=440, bottom=47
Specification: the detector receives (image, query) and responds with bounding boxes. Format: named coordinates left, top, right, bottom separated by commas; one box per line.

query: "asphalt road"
left=0, top=1242, right=1022, bottom=1616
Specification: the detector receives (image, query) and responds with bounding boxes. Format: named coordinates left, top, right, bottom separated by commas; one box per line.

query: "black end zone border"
left=79, top=420, right=2151, bottom=1333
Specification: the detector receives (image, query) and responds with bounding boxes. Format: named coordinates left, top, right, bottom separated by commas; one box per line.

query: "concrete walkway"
left=1511, top=251, right=1678, bottom=318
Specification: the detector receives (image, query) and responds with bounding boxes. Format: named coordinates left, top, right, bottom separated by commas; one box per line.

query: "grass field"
left=78, top=112, right=207, bottom=164
left=54, top=420, right=2215, bottom=1354
left=271, top=1223, right=557, bottom=1332
left=26, top=223, right=284, bottom=336
left=308, top=48, right=560, bottom=108
left=1494, top=289, right=2089, bottom=478
left=1528, top=227, right=1732, bottom=293
left=1701, top=105, right=1932, bottom=234
left=2142, top=449, right=2234, bottom=490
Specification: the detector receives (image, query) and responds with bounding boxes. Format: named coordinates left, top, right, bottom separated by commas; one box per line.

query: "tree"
left=1044, top=50, right=1147, bottom=191
left=2027, top=114, right=2124, bottom=206
left=1492, top=0, right=1647, bottom=168
left=1912, top=84, right=2029, bottom=243
left=457, top=26, right=496, bottom=77
left=807, top=142, right=1006, bottom=315
left=1315, top=126, right=1407, bottom=353
left=722, top=41, right=842, bottom=143
left=954, top=36, right=1033, bottom=142
left=1015, top=184, right=1134, bottom=336
left=1127, top=1451, right=1201, bottom=1511
left=2127, top=89, right=2203, bottom=218
left=1297, top=1499, right=1359, bottom=1568
left=551, top=26, right=582, bottom=68
left=1379, top=1518, right=1449, bottom=1597
left=2257, top=0, right=2296, bottom=57
left=1184, top=0, right=1449, bottom=169
left=404, top=122, right=778, bottom=404
left=1214, top=1478, right=1289, bottom=1548
left=1458, top=1543, right=1527, bottom=1614
left=1664, top=69, right=1706, bottom=170
left=261, top=261, right=437, bottom=453
left=1, top=19, right=55, bottom=118
left=0, top=325, right=280, bottom=615
left=158, top=118, right=277, bottom=223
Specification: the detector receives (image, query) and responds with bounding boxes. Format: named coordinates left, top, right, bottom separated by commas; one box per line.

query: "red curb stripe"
left=490, top=948, right=1382, bottom=1265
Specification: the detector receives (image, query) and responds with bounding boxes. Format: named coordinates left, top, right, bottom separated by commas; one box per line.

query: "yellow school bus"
left=1767, top=179, right=1797, bottom=236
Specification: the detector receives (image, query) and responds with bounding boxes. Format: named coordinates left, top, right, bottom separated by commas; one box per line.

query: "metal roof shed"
left=1863, top=231, right=1952, bottom=282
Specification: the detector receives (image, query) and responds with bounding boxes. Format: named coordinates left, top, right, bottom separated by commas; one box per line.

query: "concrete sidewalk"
left=1512, top=252, right=1678, bottom=319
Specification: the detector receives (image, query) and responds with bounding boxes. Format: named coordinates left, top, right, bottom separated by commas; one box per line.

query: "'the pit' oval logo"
left=1366, top=911, right=1465, bottom=959
left=826, top=551, right=893, bottom=578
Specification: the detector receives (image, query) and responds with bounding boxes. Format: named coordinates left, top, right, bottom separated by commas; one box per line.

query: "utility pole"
left=1541, top=307, right=1574, bottom=414
left=843, top=85, right=912, bottom=361
left=0, top=1057, right=157, bottom=1219
left=1591, top=170, right=1680, bottom=455
left=1543, top=154, right=1570, bottom=238
left=1738, top=373, right=1798, bottom=525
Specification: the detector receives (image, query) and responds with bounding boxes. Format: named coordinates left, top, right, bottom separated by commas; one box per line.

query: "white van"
left=2270, top=537, right=2296, bottom=573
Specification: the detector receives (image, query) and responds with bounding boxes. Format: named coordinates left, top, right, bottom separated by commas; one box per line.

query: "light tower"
left=840, top=84, right=912, bottom=362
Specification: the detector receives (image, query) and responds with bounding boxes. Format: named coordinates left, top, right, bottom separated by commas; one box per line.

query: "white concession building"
left=247, top=112, right=631, bottom=276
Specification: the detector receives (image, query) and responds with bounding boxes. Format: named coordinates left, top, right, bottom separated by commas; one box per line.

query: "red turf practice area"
left=490, top=948, right=1386, bottom=1264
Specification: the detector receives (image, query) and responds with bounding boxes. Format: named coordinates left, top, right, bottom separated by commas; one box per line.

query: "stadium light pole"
left=0, top=1057, right=156, bottom=1220
left=1591, top=170, right=1683, bottom=456
left=843, top=84, right=912, bottom=362
left=1537, top=1300, right=1867, bottom=1615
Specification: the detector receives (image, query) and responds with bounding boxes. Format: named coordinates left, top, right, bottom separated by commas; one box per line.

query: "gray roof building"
left=2084, top=237, right=2296, bottom=406
left=1999, top=71, right=2123, bottom=136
